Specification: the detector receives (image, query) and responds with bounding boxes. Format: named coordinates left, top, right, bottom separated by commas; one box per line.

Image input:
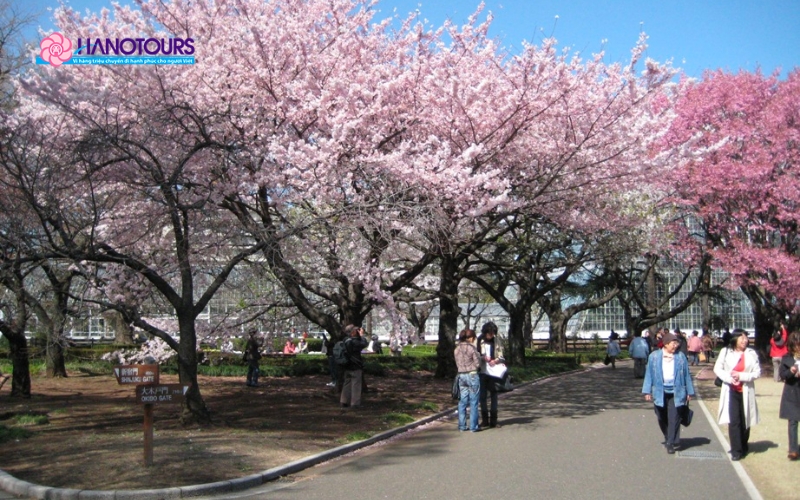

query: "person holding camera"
left=340, top=325, right=369, bottom=408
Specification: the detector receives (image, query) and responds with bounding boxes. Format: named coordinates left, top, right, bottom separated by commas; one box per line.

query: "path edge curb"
left=0, top=366, right=587, bottom=499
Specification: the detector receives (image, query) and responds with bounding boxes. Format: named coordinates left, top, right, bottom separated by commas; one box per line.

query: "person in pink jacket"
left=771, top=322, right=789, bottom=382
left=686, top=330, right=704, bottom=366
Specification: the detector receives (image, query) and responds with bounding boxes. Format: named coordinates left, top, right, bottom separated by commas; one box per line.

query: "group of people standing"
left=642, top=327, right=759, bottom=459
left=641, top=322, right=800, bottom=463
left=454, top=322, right=504, bottom=432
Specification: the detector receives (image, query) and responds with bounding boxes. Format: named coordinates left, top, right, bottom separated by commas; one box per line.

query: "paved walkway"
left=1, top=361, right=759, bottom=500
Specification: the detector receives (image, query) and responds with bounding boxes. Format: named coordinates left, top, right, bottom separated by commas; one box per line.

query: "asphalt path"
left=198, top=361, right=757, bottom=500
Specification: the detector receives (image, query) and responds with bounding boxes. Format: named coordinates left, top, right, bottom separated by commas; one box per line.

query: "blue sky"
left=20, top=0, right=800, bottom=78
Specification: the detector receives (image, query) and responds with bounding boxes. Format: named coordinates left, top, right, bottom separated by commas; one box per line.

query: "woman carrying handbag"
left=778, top=330, right=800, bottom=460
left=713, top=329, right=761, bottom=461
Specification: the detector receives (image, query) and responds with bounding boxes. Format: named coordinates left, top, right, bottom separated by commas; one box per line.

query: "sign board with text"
left=114, top=365, right=159, bottom=385
left=135, top=384, right=188, bottom=405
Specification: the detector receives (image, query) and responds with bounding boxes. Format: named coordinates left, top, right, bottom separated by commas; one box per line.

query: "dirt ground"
left=0, top=369, right=452, bottom=491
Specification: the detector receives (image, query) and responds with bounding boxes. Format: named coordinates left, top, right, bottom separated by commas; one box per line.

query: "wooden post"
left=143, top=403, right=154, bottom=466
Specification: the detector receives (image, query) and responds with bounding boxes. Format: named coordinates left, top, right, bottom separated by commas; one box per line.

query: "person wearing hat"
left=642, top=331, right=695, bottom=454
left=714, top=328, right=761, bottom=461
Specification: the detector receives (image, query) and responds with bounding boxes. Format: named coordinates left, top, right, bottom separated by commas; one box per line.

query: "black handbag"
left=451, top=376, right=460, bottom=400
left=680, top=404, right=694, bottom=427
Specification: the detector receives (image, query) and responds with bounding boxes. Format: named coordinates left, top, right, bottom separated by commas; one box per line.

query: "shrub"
left=0, top=425, right=33, bottom=444
left=14, top=414, right=49, bottom=426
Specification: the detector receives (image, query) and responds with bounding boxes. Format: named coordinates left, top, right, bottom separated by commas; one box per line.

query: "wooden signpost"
left=114, top=364, right=188, bottom=466
left=113, top=364, right=159, bottom=385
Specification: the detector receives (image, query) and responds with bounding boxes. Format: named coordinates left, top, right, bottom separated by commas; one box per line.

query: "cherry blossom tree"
left=665, top=69, right=800, bottom=349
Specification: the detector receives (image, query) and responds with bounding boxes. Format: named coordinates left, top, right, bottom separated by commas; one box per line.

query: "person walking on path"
left=340, top=325, right=369, bottom=408
left=606, top=333, right=621, bottom=369
left=702, top=331, right=716, bottom=364
left=454, top=329, right=482, bottom=432
left=771, top=321, right=789, bottom=382
left=642, top=331, right=695, bottom=454
left=478, top=321, right=503, bottom=428
left=629, top=331, right=650, bottom=379
left=687, top=330, right=703, bottom=366
left=778, top=330, right=800, bottom=461
left=714, top=328, right=761, bottom=461
left=243, top=331, right=262, bottom=387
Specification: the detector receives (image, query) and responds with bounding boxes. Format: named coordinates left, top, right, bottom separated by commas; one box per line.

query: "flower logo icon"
left=40, top=33, right=73, bottom=67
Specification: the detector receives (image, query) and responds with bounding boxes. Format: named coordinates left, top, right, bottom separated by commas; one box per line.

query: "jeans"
left=785, top=420, right=800, bottom=455
left=246, top=364, right=259, bottom=386
left=457, top=373, right=480, bottom=431
left=689, top=352, right=699, bottom=365
left=653, top=392, right=682, bottom=447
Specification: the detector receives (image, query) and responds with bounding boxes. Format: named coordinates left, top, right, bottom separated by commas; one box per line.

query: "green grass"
left=412, top=401, right=439, bottom=412
left=343, top=431, right=373, bottom=442
left=0, top=424, right=34, bottom=443
left=14, top=414, right=50, bottom=426
left=381, top=413, right=415, bottom=426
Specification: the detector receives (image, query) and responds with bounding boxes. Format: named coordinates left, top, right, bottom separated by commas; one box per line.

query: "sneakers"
left=326, top=382, right=335, bottom=387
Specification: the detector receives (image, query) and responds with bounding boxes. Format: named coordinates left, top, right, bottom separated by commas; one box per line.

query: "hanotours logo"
left=37, top=33, right=195, bottom=66
left=75, top=37, right=195, bottom=56
left=40, top=33, right=73, bottom=67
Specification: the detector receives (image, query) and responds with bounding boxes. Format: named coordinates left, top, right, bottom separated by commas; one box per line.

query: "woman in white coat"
left=713, top=329, right=761, bottom=461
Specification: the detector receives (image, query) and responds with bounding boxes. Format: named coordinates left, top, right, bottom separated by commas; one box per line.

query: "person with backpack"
left=338, top=324, right=368, bottom=408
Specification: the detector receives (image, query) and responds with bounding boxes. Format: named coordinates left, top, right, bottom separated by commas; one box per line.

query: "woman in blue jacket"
left=642, top=331, right=695, bottom=454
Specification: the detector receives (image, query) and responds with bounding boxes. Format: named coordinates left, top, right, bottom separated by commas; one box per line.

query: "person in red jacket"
left=771, top=321, right=790, bottom=382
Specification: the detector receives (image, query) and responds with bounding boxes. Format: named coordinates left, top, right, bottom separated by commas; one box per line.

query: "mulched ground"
left=0, top=369, right=452, bottom=490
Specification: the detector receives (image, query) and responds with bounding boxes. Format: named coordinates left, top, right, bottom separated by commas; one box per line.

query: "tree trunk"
left=523, top=309, right=533, bottom=350
left=547, top=314, right=568, bottom=353
left=506, top=308, right=527, bottom=366
left=435, top=257, right=459, bottom=379
left=177, top=317, right=211, bottom=424
left=108, top=311, right=135, bottom=344
left=741, top=285, right=777, bottom=359
left=45, top=338, right=67, bottom=378
left=7, top=331, right=31, bottom=398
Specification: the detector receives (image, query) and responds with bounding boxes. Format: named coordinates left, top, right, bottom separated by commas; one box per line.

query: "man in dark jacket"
left=340, top=325, right=369, bottom=408
left=243, top=330, right=262, bottom=387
